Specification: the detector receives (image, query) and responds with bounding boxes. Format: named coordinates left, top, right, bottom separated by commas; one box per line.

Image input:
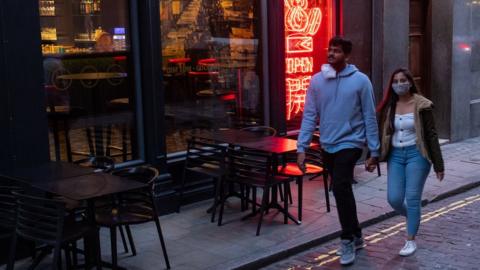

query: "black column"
left=267, top=0, right=286, bottom=136
left=0, top=0, right=49, bottom=170
left=137, top=0, right=167, bottom=171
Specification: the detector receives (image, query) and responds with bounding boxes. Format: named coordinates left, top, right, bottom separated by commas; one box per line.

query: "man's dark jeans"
left=323, top=148, right=363, bottom=240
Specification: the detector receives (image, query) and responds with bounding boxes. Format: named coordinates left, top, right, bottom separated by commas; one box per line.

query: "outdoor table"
left=1, top=161, right=147, bottom=269
left=193, top=130, right=306, bottom=224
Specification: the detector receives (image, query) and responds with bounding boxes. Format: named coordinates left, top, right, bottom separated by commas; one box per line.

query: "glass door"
left=40, top=0, right=142, bottom=163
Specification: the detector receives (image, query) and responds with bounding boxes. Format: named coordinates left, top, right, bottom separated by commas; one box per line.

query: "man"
left=296, top=36, right=380, bottom=265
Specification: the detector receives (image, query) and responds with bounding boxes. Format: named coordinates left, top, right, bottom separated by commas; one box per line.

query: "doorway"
left=409, top=0, right=431, bottom=97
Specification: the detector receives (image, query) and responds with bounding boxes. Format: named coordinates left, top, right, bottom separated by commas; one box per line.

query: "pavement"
left=5, top=136, right=480, bottom=270
left=262, top=184, right=480, bottom=270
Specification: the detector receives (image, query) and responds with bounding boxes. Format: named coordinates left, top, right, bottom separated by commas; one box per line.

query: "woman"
left=377, top=68, right=445, bottom=256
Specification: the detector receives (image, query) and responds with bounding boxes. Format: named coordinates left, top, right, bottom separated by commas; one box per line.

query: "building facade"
left=0, top=0, right=479, bottom=208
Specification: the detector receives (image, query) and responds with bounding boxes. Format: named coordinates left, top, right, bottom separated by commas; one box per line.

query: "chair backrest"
left=282, top=147, right=324, bottom=167
left=12, top=191, right=65, bottom=245
left=74, top=155, right=115, bottom=172
left=0, top=186, right=22, bottom=234
left=185, top=138, right=227, bottom=172
left=227, top=148, right=273, bottom=182
left=112, top=165, right=159, bottom=185
left=240, top=126, right=277, bottom=137
left=111, top=166, right=159, bottom=211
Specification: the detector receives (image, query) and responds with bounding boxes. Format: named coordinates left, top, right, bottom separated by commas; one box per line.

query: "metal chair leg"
left=52, top=244, right=62, bottom=270
left=153, top=215, right=171, bottom=269
left=297, top=176, right=303, bottom=221
left=64, top=245, right=72, bottom=270
left=177, top=166, right=188, bottom=212
left=110, top=226, right=118, bottom=269
left=6, top=233, right=17, bottom=270
left=283, top=183, right=288, bottom=224
left=256, top=188, right=269, bottom=236
left=118, top=225, right=129, bottom=254
left=217, top=181, right=226, bottom=226
left=125, top=225, right=136, bottom=256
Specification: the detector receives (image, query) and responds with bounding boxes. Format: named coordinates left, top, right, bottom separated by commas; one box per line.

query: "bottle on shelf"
left=80, top=0, right=85, bottom=15
left=39, top=0, right=55, bottom=16
left=95, top=0, right=101, bottom=13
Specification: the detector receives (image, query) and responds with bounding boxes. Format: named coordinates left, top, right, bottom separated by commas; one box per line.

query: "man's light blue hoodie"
left=297, top=64, right=380, bottom=157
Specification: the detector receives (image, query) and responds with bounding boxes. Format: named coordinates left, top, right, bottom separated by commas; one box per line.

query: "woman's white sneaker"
left=399, top=240, right=417, bottom=256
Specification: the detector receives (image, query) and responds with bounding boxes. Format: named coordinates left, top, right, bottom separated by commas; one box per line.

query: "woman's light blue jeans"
left=387, top=145, right=431, bottom=237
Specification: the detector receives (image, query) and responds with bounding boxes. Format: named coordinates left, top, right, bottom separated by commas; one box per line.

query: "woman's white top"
left=392, top=113, right=417, bottom=147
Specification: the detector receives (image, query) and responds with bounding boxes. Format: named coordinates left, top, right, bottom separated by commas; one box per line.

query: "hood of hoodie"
left=321, top=64, right=358, bottom=79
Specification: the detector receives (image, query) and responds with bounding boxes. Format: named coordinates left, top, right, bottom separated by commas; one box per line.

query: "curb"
left=232, top=180, right=480, bottom=270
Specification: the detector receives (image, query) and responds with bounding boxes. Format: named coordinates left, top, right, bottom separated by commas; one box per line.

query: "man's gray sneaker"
left=336, top=237, right=365, bottom=255
left=339, top=239, right=355, bottom=265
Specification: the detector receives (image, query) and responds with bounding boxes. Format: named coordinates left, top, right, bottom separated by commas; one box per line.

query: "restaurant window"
left=160, top=0, right=264, bottom=153
left=40, top=0, right=141, bottom=163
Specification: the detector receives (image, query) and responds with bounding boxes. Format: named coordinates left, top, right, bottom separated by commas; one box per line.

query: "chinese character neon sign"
left=284, top=0, right=334, bottom=122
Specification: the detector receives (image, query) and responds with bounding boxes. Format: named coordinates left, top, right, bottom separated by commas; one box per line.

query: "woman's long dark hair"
left=376, top=68, right=420, bottom=132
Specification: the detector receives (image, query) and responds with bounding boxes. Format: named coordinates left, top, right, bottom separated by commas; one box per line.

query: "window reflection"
left=40, top=0, right=139, bottom=163
left=160, top=0, right=263, bottom=153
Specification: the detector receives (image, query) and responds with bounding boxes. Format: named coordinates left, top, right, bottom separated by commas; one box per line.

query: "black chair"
left=8, top=191, right=99, bottom=270
left=95, top=166, right=171, bottom=269
left=277, top=148, right=331, bottom=221
left=218, top=148, right=296, bottom=236
left=240, top=125, right=277, bottom=137
left=1, top=186, right=22, bottom=270
left=178, top=138, right=230, bottom=223
left=73, top=155, right=115, bottom=173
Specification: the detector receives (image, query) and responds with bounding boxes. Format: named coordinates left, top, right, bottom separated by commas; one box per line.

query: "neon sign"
left=284, top=0, right=334, bottom=122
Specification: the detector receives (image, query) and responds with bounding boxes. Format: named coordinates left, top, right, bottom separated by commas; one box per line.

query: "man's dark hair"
left=329, top=36, right=353, bottom=55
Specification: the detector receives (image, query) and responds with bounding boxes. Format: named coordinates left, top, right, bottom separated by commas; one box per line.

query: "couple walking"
left=296, top=36, right=445, bottom=265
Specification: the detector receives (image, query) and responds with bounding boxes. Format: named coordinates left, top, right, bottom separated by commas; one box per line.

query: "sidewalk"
left=9, top=137, right=480, bottom=270
left=108, top=137, right=480, bottom=270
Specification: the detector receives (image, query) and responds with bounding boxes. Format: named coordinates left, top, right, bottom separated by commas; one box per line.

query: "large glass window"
left=40, top=0, right=141, bottom=163
left=160, top=0, right=263, bottom=153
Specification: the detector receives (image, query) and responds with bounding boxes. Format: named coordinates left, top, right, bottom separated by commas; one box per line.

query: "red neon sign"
left=284, top=0, right=334, bottom=123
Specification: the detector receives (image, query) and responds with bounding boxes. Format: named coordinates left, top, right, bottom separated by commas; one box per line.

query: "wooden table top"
left=1, top=161, right=146, bottom=201
left=192, top=129, right=306, bottom=155
left=0, top=161, right=94, bottom=184
left=235, top=136, right=299, bottom=154
left=192, top=129, right=266, bottom=144
left=33, top=173, right=147, bottom=201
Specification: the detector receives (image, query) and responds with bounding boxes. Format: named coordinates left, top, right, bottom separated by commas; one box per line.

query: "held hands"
left=436, top=171, right=445, bottom=181
left=365, top=157, right=378, bottom=172
left=297, top=152, right=306, bottom=173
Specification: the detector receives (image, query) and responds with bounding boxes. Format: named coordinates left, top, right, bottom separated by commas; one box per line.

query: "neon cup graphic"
left=284, top=0, right=330, bottom=122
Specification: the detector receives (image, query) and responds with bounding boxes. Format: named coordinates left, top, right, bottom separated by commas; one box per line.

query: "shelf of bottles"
left=39, top=0, right=129, bottom=55
left=39, top=0, right=56, bottom=16
left=79, top=0, right=101, bottom=15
